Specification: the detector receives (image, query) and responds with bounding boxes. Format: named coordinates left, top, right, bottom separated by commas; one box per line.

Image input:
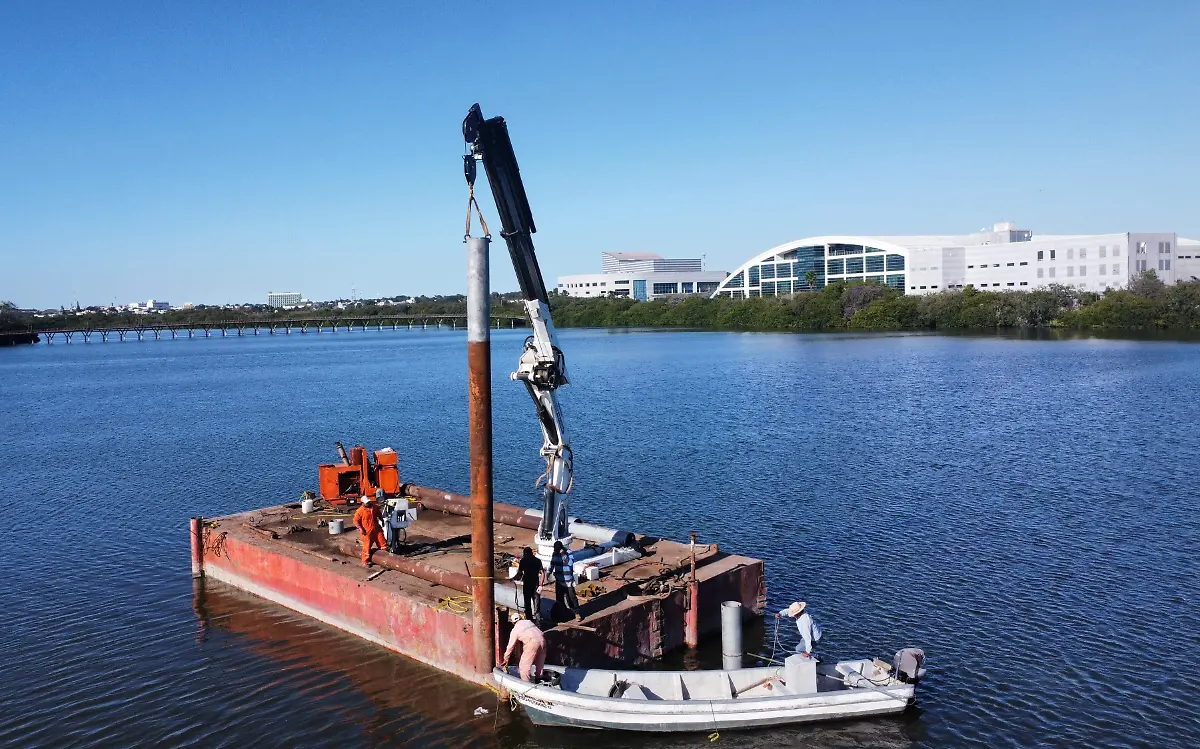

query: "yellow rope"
left=435, top=595, right=473, bottom=614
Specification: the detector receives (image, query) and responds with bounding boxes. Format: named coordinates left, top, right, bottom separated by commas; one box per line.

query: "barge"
left=191, top=487, right=766, bottom=686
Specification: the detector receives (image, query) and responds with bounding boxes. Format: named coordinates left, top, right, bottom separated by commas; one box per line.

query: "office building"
left=712, top=223, right=1200, bottom=298
left=558, top=252, right=728, bottom=301
left=268, top=291, right=303, bottom=308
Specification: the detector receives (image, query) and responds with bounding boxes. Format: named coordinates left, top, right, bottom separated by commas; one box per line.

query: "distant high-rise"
left=267, top=291, right=302, bottom=308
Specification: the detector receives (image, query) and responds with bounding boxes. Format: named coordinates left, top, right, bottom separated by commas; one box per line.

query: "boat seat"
left=565, top=670, right=616, bottom=697
left=680, top=672, right=736, bottom=700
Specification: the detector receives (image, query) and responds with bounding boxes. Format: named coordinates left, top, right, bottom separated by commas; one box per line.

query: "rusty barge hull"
left=196, top=493, right=766, bottom=686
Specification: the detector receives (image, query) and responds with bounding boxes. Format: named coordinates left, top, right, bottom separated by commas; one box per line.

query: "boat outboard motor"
left=892, top=648, right=926, bottom=684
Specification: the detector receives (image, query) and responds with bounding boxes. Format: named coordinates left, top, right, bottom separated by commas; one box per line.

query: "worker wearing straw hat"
left=776, top=601, right=823, bottom=657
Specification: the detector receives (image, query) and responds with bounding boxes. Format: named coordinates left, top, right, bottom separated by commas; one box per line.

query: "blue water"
left=1, top=329, right=1198, bottom=748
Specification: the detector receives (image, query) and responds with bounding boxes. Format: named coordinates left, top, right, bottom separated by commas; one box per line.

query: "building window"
left=1037, top=268, right=1044, bottom=278
left=1138, top=242, right=1147, bottom=254
left=681, top=282, right=694, bottom=293
left=1019, top=261, right=1028, bottom=266
left=993, top=264, right=1000, bottom=268
left=932, top=285, right=939, bottom=289
left=828, top=258, right=845, bottom=275
left=1007, top=282, right=1015, bottom=286
left=1007, top=262, right=1015, bottom=267
left=1080, top=265, right=1086, bottom=276
left=1050, top=250, right=1056, bottom=259
left=615, top=280, right=629, bottom=285
left=1049, top=268, right=1056, bottom=278
left=967, top=265, right=974, bottom=269
left=749, top=266, right=760, bottom=287
left=992, top=283, right=1000, bottom=287
left=777, top=280, right=792, bottom=294
left=1037, top=250, right=1044, bottom=261
left=886, top=254, right=905, bottom=271
left=761, top=264, right=776, bottom=280
left=828, top=243, right=864, bottom=256
left=845, top=257, right=865, bottom=274
left=1080, top=248, right=1087, bottom=259
left=1114, top=246, right=1121, bottom=257
left=1113, top=264, right=1120, bottom=274
left=1100, top=247, right=1107, bottom=258
left=1068, top=248, right=1075, bottom=259
left=697, top=281, right=719, bottom=293
left=1020, top=282, right=1028, bottom=286
left=600, top=282, right=606, bottom=287
left=1165, top=259, right=1172, bottom=271
left=1100, top=265, right=1107, bottom=276
left=919, top=285, right=927, bottom=289
left=865, top=255, right=885, bottom=273
left=885, top=274, right=904, bottom=292
left=1067, top=267, right=1074, bottom=277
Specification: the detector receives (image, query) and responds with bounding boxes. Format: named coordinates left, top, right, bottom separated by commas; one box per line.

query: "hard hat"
left=509, top=610, right=523, bottom=623
left=361, top=495, right=373, bottom=503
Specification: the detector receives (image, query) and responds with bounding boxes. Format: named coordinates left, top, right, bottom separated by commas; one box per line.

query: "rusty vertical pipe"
left=190, top=516, right=204, bottom=579
left=685, top=530, right=699, bottom=648
left=467, top=235, right=496, bottom=675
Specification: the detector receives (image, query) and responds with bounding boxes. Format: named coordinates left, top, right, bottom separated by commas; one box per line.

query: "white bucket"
left=585, top=565, right=600, bottom=581
left=328, top=518, right=344, bottom=535
left=301, top=499, right=314, bottom=514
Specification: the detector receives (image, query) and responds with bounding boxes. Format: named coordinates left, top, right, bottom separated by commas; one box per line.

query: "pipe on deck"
left=401, top=484, right=633, bottom=546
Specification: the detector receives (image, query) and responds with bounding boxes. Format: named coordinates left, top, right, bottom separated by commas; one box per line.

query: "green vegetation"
left=548, top=273, right=1200, bottom=332
left=8, top=273, right=1200, bottom=339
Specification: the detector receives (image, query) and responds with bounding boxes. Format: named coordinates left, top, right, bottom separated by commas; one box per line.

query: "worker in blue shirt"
left=776, top=601, right=822, bottom=657
left=551, top=541, right=582, bottom=621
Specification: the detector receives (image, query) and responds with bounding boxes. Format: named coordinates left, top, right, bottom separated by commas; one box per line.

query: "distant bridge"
left=34, top=314, right=528, bottom=343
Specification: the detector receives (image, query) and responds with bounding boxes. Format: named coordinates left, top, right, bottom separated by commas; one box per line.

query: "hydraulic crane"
left=463, top=104, right=575, bottom=565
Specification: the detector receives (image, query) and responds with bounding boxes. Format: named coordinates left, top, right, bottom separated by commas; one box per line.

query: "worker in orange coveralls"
left=500, top=611, right=547, bottom=682
left=353, top=490, right=386, bottom=567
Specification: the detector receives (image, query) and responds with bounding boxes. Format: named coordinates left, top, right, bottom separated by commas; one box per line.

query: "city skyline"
left=3, top=2, right=1199, bottom=309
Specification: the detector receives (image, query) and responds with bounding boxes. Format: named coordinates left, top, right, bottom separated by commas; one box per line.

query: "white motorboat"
left=494, top=649, right=925, bottom=732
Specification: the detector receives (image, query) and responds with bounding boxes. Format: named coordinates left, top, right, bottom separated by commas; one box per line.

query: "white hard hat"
left=361, top=495, right=373, bottom=503
left=509, top=610, right=523, bottom=623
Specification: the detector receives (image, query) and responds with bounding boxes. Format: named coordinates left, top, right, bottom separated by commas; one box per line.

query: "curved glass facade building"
left=713, top=224, right=1196, bottom=299
left=712, top=236, right=908, bottom=299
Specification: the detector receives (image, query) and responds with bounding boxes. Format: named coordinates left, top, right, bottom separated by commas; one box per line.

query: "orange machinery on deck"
left=318, top=442, right=400, bottom=504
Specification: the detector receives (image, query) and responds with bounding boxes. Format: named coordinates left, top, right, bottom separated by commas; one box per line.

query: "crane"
left=463, top=103, right=574, bottom=564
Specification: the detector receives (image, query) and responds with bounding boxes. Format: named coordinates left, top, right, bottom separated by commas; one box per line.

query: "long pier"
left=34, top=315, right=527, bottom=343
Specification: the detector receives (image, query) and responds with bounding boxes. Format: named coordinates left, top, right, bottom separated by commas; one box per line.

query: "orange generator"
left=318, top=442, right=400, bottom=503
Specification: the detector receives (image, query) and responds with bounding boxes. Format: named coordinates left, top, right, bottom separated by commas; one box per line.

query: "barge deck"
left=194, top=491, right=766, bottom=685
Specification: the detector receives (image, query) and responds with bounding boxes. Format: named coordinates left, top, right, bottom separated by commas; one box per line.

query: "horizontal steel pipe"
left=402, top=484, right=541, bottom=531
left=401, top=484, right=632, bottom=545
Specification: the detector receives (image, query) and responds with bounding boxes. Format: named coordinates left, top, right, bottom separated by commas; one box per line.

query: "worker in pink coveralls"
left=500, top=612, right=547, bottom=682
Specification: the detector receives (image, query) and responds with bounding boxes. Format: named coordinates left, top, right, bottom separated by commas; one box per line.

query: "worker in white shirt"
left=775, top=601, right=822, bottom=657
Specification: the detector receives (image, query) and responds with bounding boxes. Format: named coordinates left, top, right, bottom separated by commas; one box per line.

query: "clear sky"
left=2, top=1, right=1197, bottom=309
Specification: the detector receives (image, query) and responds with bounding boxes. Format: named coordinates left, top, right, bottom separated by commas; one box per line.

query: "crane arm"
left=463, top=103, right=574, bottom=562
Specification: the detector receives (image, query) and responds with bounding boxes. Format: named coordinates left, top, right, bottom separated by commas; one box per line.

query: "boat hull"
left=496, top=669, right=915, bottom=733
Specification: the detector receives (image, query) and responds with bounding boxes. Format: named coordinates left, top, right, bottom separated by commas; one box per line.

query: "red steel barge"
left=190, top=483, right=765, bottom=686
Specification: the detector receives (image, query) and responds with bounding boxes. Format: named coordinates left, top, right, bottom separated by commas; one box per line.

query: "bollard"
left=721, top=600, right=743, bottom=670
left=684, top=531, right=699, bottom=648
left=189, top=516, right=204, bottom=579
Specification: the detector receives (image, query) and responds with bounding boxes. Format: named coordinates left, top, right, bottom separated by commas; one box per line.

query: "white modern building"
left=267, top=291, right=303, bottom=308
left=558, top=252, right=729, bottom=301
left=128, top=299, right=171, bottom=313
left=712, top=223, right=1200, bottom=298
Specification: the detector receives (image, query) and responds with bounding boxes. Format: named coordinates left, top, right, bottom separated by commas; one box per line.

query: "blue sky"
left=2, top=1, right=1197, bottom=308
